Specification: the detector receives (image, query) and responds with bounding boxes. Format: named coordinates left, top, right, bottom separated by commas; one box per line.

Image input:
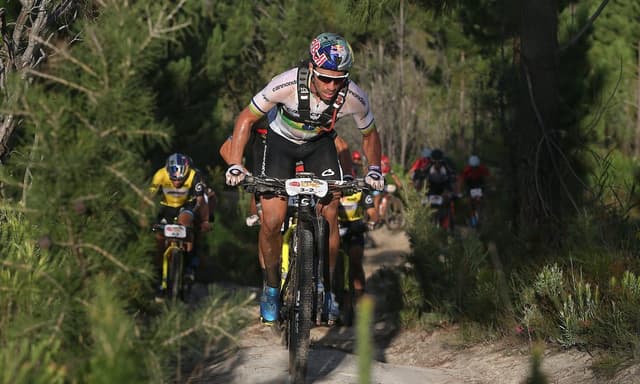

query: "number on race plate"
left=428, top=195, right=444, bottom=206
left=470, top=188, right=483, bottom=198
left=285, top=178, right=329, bottom=197
left=164, top=224, right=188, bottom=239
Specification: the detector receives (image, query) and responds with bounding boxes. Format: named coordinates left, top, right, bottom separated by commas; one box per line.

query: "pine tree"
left=0, top=2, right=250, bottom=382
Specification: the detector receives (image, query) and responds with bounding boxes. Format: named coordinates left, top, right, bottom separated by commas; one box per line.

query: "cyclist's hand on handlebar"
left=365, top=166, right=385, bottom=191
left=225, top=164, right=249, bottom=186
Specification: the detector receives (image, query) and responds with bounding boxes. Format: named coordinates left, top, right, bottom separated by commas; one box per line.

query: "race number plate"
left=285, top=178, right=328, bottom=197
left=428, top=195, right=444, bottom=206
left=164, top=224, right=187, bottom=239
left=470, top=188, right=483, bottom=198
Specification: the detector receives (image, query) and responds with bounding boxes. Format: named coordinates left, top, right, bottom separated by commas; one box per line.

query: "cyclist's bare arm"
left=228, top=107, right=263, bottom=165
left=361, top=127, right=381, bottom=167
left=219, top=136, right=233, bottom=165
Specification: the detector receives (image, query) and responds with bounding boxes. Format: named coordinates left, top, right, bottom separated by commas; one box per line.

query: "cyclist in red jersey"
left=408, top=148, right=432, bottom=191
left=458, top=155, right=491, bottom=227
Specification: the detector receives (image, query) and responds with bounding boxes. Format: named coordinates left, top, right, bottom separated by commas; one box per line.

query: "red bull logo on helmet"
left=310, top=38, right=328, bottom=67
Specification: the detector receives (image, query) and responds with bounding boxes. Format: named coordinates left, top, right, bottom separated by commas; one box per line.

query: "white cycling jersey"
left=249, top=67, right=375, bottom=145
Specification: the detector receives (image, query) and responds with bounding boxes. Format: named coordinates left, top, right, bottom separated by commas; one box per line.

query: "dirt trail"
left=196, top=227, right=638, bottom=384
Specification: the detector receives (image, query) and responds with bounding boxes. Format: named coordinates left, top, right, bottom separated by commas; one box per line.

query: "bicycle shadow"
left=306, top=229, right=410, bottom=382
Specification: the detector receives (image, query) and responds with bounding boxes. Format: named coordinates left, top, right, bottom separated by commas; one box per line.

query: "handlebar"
left=241, top=173, right=369, bottom=197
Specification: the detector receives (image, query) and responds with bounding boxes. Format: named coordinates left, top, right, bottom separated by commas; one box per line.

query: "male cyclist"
left=457, top=155, right=490, bottom=227
left=149, top=153, right=210, bottom=298
left=224, top=32, right=384, bottom=324
left=409, top=147, right=431, bottom=190
left=422, top=149, right=459, bottom=229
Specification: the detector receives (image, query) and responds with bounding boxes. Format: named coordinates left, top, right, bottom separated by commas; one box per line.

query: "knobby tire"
left=169, top=248, right=184, bottom=303
left=288, top=219, right=314, bottom=383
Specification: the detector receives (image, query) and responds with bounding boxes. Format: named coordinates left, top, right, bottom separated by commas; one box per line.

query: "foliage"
left=524, top=343, right=549, bottom=384
left=0, top=3, right=251, bottom=382
left=1, top=0, right=640, bottom=380
left=403, top=192, right=498, bottom=323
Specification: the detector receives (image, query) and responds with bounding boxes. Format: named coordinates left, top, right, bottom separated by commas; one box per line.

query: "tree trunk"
left=514, top=0, right=560, bottom=235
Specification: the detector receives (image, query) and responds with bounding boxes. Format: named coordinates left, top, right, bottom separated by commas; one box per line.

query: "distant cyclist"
left=458, top=155, right=490, bottom=227
left=422, top=149, right=458, bottom=229
left=149, top=153, right=210, bottom=298
left=424, top=149, right=457, bottom=198
left=408, top=147, right=431, bottom=191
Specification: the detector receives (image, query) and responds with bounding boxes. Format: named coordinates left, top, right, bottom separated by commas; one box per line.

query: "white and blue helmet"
left=309, top=33, right=353, bottom=72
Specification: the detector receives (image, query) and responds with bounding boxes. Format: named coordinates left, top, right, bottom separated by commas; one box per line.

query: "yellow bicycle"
left=243, top=173, right=366, bottom=383
left=153, top=222, right=191, bottom=303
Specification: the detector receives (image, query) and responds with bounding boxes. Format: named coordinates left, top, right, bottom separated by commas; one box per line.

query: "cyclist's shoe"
left=245, top=214, right=261, bottom=227
left=260, top=286, right=280, bottom=324
left=325, top=292, right=340, bottom=326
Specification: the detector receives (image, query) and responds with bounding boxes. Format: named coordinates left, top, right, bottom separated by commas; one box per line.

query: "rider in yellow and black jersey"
left=150, top=153, right=210, bottom=294
left=150, top=163, right=204, bottom=209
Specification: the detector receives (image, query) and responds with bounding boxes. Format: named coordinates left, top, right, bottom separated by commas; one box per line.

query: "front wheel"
left=288, top=219, right=314, bottom=382
left=168, top=248, right=184, bottom=302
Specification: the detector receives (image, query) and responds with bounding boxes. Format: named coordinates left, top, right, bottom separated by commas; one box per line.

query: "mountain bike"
left=152, top=222, right=192, bottom=303
left=422, top=192, right=456, bottom=231
left=242, top=173, right=365, bottom=383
